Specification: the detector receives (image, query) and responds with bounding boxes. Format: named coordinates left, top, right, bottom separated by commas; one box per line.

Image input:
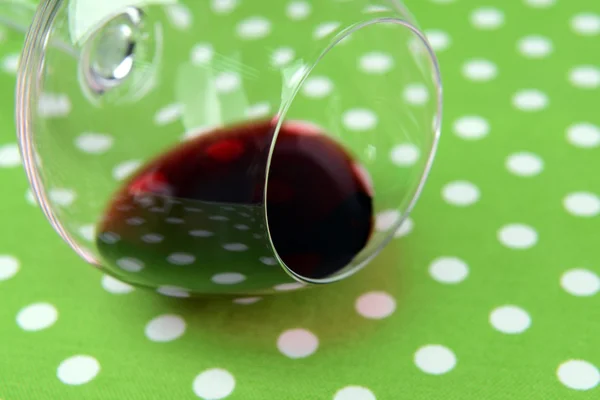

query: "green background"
left=1, top=0, right=599, bottom=399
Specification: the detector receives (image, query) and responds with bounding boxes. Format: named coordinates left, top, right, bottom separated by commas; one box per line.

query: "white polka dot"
left=313, top=22, right=340, bottom=39
left=471, top=8, right=504, bottom=30
left=233, top=297, right=262, bottom=305
left=442, top=181, right=480, bottom=206
left=0, top=255, right=19, bottom=281
left=246, top=102, right=271, bottom=118
left=212, top=273, right=246, bottom=285
left=429, top=257, right=469, bottom=284
left=414, top=345, right=457, bottom=375
left=193, top=368, right=236, bottom=399
left=215, top=72, right=241, bottom=93
left=364, top=4, right=391, bottom=13
left=101, top=274, right=134, bottom=294
left=390, top=144, right=420, bottom=167
left=112, top=160, right=141, bottom=181
left=355, top=291, right=396, bottom=319
left=525, top=0, right=555, bottom=7
left=17, top=303, right=58, bottom=331
left=394, top=217, right=414, bottom=238
left=569, top=66, right=600, bottom=89
left=145, top=314, right=186, bottom=342
left=50, top=188, right=76, bottom=207
left=561, top=269, right=600, bottom=297
left=99, top=232, right=120, bottom=244
left=403, top=83, right=430, bottom=105
left=190, top=230, right=214, bottom=237
left=157, top=286, right=190, bottom=298
left=260, top=256, right=277, bottom=266
left=498, top=224, right=538, bottom=249
left=513, top=89, right=548, bottom=111
left=154, top=103, right=183, bottom=125
left=342, top=109, right=378, bottom=131
left=274, top=282, right=305, bottom=291
left=0, top=143, right=21, bottom=167
left=165, top=4, right=192, bottom=29
left=77, top=224, right=95, bottom=242
left=116, top=257, right=144, bottom=272
left=506, top=152, right=544, bottom=177
left=142, top=233, right=164, bottom=243
left=190, top=44, right=213, bottom=66
left=518, top=35, right=553, bottom=58
left=453, top=116, right=489, bottom=140
left=572, top=13, right=600, bottom=36
left=38, top=93, right=71, bottom=118
left=237, top=17, right=271, bottom=39
left=277, top=328, right=319, bottom=358
left=463, top=59, right=497, bottom=81
left=557, top=360, right=600, bottom=391
left=211, top=0, right=237, bottom=14
left=2, top=53, right=19, bottom=73
left=271, top=47, right=295, bottom=67
left=564, top=192, right=600, bottom=217
left=301, top=76, right=333, bottom=98
left=567, top=123, right=600, bottom=148
left=223, top=243, right=248, bottom=252
left=286, top=1, right=311, bottom=20
left=425, top=30, right=451, bottom=51
left=127, top=217, right=145, bottom=226
left=167, top=253, right=196, bottom=265
left=359, top=52, right=394, bottom=74
left=334, top=386, right=376, bottom=400
left=376, top=210, right=401, bottom=232
left=75, top=132, right=113, bottom=154
left=210, top=215, right=229, bottom=221
left=57, top=355, right=100, bottom=385
left=489, top=305, right=531, bottom=334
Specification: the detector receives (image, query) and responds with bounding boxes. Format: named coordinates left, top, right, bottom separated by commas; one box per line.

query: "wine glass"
left=15, top=0, right=442, bottom=297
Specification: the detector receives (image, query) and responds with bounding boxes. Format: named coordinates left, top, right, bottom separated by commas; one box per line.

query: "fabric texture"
left=1, top=0, right=600, bottom=399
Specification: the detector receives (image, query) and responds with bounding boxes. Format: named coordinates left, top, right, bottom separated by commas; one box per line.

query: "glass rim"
left=264, top=16, right=443, bottom=285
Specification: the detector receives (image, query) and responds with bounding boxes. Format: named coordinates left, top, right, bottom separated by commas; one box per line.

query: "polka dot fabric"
left=0, top=0, right=599, bottom=399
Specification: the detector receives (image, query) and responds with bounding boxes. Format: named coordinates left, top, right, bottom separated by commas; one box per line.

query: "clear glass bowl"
left=14, top=0, right=442, bottom=296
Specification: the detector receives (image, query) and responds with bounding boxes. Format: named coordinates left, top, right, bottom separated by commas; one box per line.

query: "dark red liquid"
left=98, top=120, right=373, bottom=282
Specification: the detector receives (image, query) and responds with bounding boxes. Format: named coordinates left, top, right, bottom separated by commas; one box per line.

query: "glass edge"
left=16, top=0, right=102, bottom=267
left=263, top=16, right=444, bottom=285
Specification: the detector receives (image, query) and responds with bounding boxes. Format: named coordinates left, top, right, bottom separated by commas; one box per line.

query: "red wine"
left=97, top=120, right=373, bottom=292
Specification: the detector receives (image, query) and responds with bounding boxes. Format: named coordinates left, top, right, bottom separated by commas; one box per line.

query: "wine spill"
left=96, top=120, right=373, bottom=292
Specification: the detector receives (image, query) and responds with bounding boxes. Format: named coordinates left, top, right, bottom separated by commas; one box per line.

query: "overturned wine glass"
left=15, top=0, right=442, bottom=297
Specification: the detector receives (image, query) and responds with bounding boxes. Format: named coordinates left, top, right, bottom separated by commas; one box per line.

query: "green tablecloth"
left=1, top=0, right=599, bottom=399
